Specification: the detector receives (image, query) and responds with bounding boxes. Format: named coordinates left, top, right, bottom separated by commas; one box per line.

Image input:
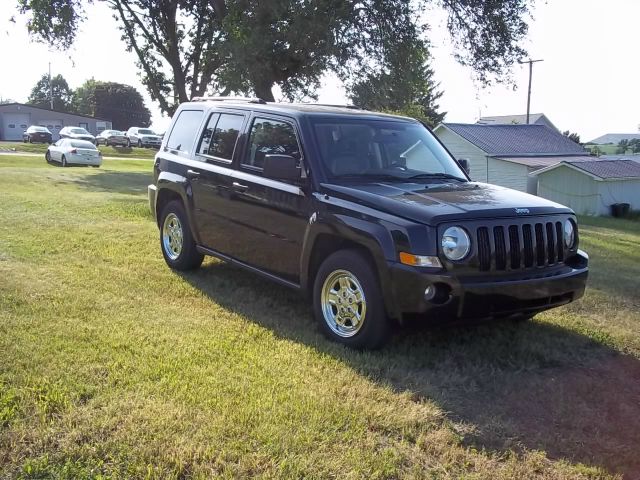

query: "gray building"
left=532, top=160, right=640, bottom=215
left=0, top=103, right=112, bottom=141
left=434, top=123, right=589, bottom=194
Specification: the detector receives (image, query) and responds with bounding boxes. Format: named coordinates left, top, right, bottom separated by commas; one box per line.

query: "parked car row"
left=20, top=125, right=162, bottom=148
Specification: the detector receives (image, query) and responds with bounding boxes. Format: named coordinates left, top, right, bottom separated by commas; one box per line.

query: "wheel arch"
left=301, top=222, right=399, bottom=320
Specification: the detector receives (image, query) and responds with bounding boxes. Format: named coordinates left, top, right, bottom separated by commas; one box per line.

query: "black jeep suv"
left=148, top=98, right=588, bottom=349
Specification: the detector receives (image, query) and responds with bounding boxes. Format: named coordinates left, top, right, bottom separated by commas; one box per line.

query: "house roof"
left=0, top=102, right=110, bottom=122
left=586, top=133, right=640, bottom=145
left=496, top=155, right=595, bottom=169
left=477, top=113, right=557, bottom=130
left=531, top=160, right=640, bottom=180
left=440, top=123, right=587, bottom=157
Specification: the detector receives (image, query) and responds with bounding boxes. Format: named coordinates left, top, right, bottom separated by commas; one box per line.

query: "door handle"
left=232, top=181, right=249, bottom=191
left=186, top=169, right=200, bottom=179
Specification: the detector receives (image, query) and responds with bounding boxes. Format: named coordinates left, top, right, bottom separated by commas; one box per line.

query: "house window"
left=79, top=122, right=89, bottom=130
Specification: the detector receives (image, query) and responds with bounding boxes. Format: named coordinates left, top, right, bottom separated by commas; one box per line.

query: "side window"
left=166, top=110, right=204, bottom=154
left=196, top=113, right=220, bottom=157
left=243, top=118, right=301, bottom=170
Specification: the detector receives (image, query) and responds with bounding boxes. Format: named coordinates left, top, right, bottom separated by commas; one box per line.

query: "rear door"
left=224, top=114, right=309, bottom=283
left=188, top=110, right=248, bottom=254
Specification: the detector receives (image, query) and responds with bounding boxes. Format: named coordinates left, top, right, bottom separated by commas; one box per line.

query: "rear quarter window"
left=166, top=110, right=204, bottom=155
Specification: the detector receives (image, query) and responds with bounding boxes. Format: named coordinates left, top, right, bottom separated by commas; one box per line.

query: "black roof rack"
left=291, top=102, right=361, bottom=110
left=191, top=96, right=267, bottom=104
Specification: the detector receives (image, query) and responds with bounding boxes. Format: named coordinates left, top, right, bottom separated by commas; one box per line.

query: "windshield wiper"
left=407, top=173, right=466, bottom=182
left=334, top=173, right=406, bottom=182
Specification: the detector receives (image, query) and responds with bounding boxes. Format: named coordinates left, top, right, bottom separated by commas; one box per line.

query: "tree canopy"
left=27, top=73, right=73, bottom=112
left=73, top=80, right=151, bottom=129
left=562, top=130, right=581, bottom=145
left=16, top=0, right=535, bottom=114
left=349, top=37, right=445, bottom=127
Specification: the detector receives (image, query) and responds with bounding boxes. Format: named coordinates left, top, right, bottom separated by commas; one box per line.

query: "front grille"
left=476, top=220, right=565, bottom=272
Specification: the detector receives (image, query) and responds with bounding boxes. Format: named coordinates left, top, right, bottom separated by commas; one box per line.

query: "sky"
left=1, top=0, right=638, bottom=142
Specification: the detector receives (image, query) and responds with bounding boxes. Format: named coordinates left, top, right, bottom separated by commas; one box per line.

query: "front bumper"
left=389, top=250, right=588, bottom=322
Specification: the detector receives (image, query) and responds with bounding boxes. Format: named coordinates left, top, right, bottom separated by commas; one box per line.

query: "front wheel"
left=61, top=155, right=67, bottom=167
left=159, top=200, right=204, bottom=271
left=45, top=151, right=51, bottom=163
left=313, top=249, right=391, bottom=349
left=137, top=139, right=142, bottom=148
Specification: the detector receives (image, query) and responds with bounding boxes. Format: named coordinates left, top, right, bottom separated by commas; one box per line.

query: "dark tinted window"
left=166, top=110, right=204, bottom=153
left=198, top=113, right=243, bottom=160
left=244, top=118, right=300, bottom=169
left=197, top=113, right=220, bottom=156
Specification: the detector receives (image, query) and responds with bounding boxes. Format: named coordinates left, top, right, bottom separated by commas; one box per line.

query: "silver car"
left=96, top=129, right=128, bottom=146
left=59, top=126, right=96, bottom=144
left=45, top=139, right=102, bottom=167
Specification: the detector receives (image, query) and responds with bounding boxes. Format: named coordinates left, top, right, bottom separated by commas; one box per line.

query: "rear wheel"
left=159, top=200, right=204, bottom=271
left=61, top=155, right=67, bottom=167
left=313, top=249, right=391, bottom=349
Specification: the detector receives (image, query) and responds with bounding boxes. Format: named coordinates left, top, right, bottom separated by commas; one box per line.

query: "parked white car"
left=125, top=127, right=162, bottom=148
left=45, top=139, right=102, bottom=167
left=59, top=126, right=96, bottom=144
left=96, top=129, right=128, bottom=146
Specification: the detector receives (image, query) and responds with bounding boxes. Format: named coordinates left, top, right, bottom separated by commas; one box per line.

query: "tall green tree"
left=562, top=130, right=581, bottom=145
left=27, top=73, right=73, bottom=111
left=348, top=38, right=445, bottom=127
left=73, top=80, right=151, bottom=130
left=17, top=0, right=535, bottom=113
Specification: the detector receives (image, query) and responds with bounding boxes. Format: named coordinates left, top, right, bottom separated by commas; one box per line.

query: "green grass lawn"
left=0, top=141, right=156, bottom=159
left=1, top=156, right=639, bottom=479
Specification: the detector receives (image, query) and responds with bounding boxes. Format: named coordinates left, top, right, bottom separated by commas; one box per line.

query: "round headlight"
left=441, top=226, right=471, bottom=261
left=564, top=219, right=576, bottom=248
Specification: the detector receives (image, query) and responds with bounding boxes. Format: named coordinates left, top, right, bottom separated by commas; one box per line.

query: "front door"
left=224, top=115, right=310, bottom=283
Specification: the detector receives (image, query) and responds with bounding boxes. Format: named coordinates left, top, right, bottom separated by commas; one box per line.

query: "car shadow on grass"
left=69, top=170, right=152, bottom=196
left=181, top=260, right=640, bottom=479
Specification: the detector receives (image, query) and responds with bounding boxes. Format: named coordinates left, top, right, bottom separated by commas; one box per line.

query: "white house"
left=531, top=160, right=640, bottom=215
left=434, top=123, right=590, bottom=194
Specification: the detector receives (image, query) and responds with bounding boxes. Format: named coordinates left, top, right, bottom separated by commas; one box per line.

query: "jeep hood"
left=320, top=181, right=572, bottom=224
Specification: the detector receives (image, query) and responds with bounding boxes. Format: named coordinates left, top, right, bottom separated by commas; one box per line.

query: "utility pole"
left=518, top=59, right=543, bottom=124
left=49, top=62, right=54, bottom=110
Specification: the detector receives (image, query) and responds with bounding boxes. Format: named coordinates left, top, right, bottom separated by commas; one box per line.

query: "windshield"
left=312, top=118, right=466, bottom=182
left=70, top=128, right=90, bottom=134
left=138, top=129, right=155, bottom=135
left=31, top=126, right=49, bottom=132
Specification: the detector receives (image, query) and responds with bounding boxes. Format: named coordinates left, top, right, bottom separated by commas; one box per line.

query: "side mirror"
left=458, top=158, right=470, bottom=175
left=263, top=154, right=301, bottom=181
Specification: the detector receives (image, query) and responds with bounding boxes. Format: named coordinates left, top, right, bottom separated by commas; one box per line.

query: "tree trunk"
left=253, top=79, right=275, bottom=102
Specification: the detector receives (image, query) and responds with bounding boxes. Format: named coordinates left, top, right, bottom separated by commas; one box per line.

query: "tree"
left=17, top=0, right=534, bottom=113
left=628, top=138, right=640, bottom=154
left=27, top=73, right=73, bottom=111
left=73, top=80, right=151, bottom=130
left=562, top=130, right=581, bottom=145
left=616, top=139, right=629, bottom=154
left=348, top=38, right=445, bottom=127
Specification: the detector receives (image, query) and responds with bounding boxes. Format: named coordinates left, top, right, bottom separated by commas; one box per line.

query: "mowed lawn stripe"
left=1, top=156, right=633, bottom=478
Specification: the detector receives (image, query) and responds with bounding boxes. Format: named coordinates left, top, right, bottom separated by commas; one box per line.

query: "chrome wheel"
left=321, top=269, right=367, bottom=338
left=162, top=213, right=183, bottom=261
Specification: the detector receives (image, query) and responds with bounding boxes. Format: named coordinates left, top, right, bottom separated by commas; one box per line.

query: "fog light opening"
left=424, top=283, right=451, bottom=305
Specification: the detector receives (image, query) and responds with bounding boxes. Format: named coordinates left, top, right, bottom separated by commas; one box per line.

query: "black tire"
left=127, top=139, right=131, bottom=148
left=28, top=137, right=32, bottom=144
left=137, top=139, right=142, bottom=148
left=61, top=155, right=67, bottom=167
left=313, top=249, right=391, bottom=349
left=159, top=200, right=204, bottom=271
left=45, top=151, right=51, bottom=163
left=105, top=140, right=109, bottom=146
